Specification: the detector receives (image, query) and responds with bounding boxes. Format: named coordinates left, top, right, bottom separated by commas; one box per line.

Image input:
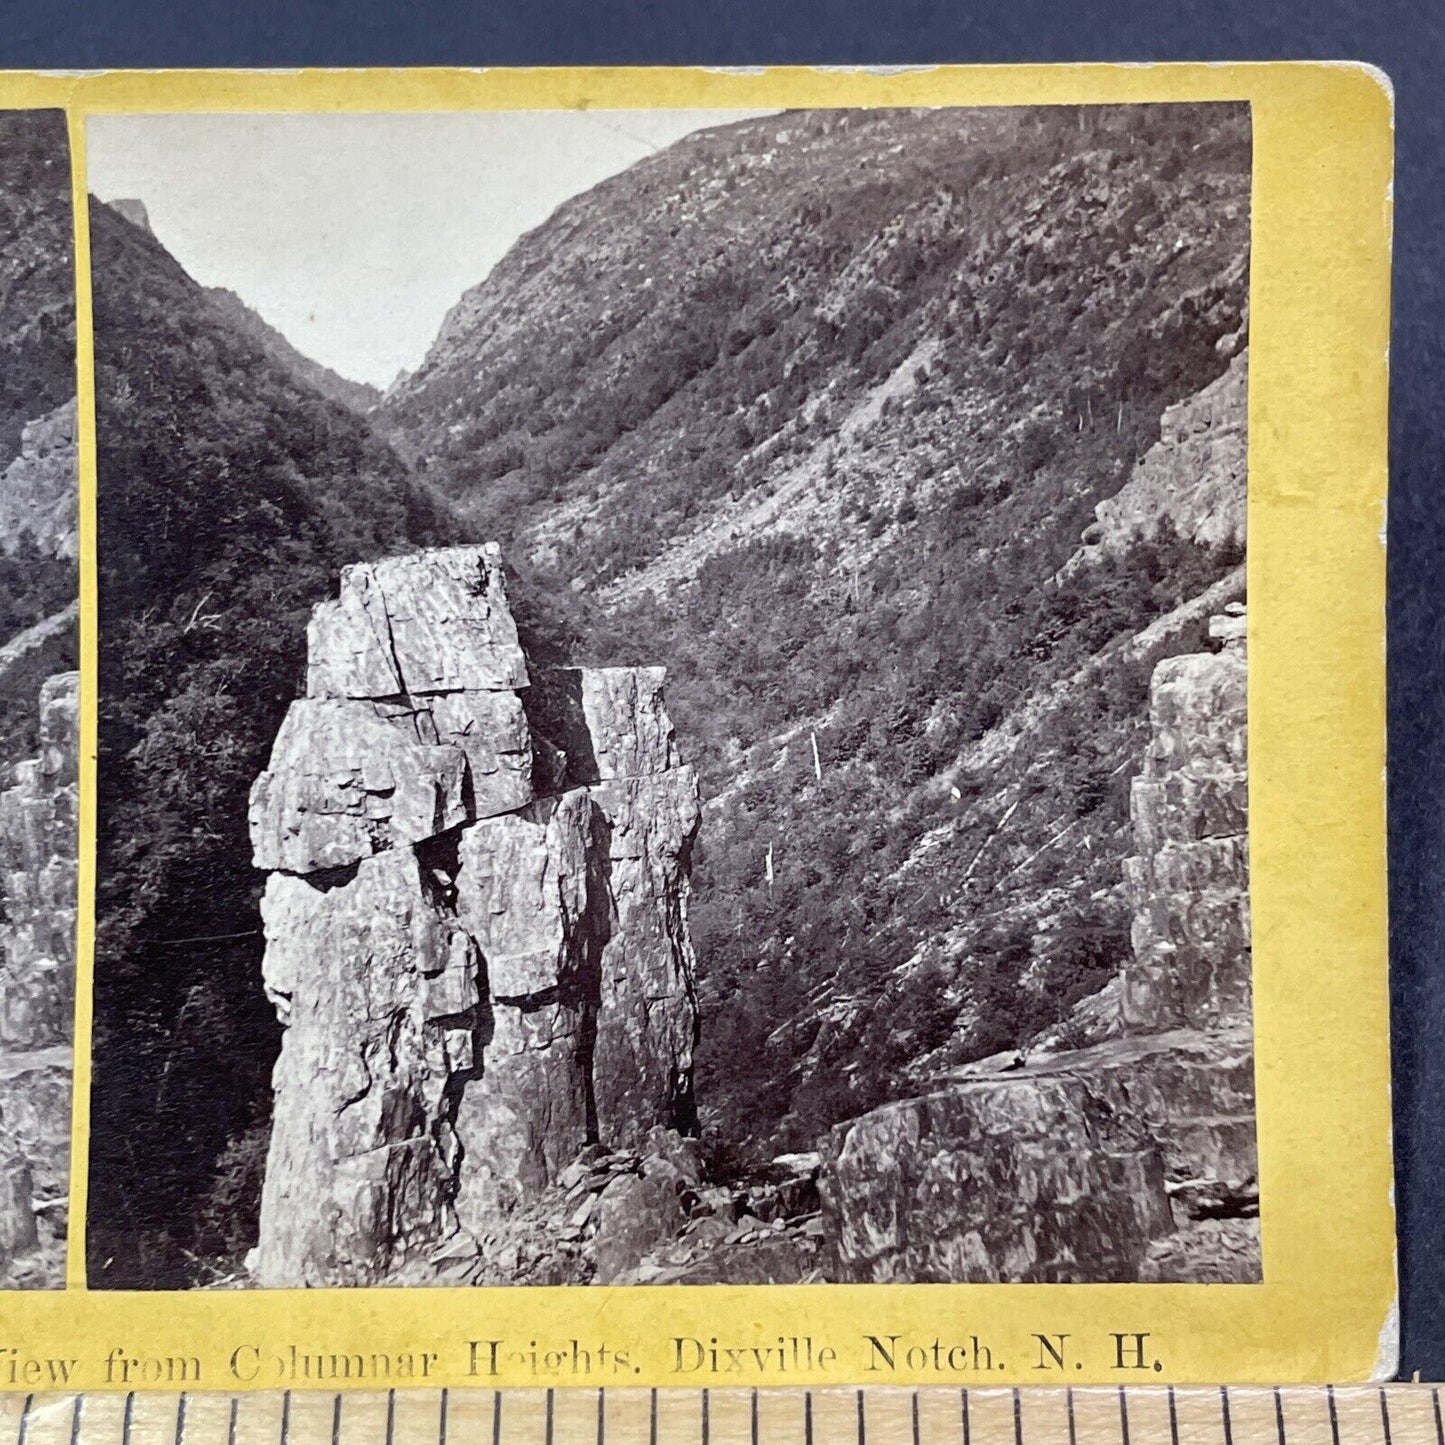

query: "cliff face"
left=1123, top=608, right=1249, bottom=1030
left=1081, top=348, right=1248, bottom=558
left=0, top=670, right=78, bottom=1287
left=819, top=615, right=1257, bottom=1284
left=248, top=545, right=699, bottom=1286
left=0, top=400, right=78, bottom=561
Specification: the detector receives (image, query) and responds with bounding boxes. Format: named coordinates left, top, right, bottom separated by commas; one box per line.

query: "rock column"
left=1122, top=607, right=1250, bottom=1030
left=248, top=545, right=699, bottom=1286
left=820, top=612, right=1258, bottom=1283
left=0, top=670, right=78, bottom=1288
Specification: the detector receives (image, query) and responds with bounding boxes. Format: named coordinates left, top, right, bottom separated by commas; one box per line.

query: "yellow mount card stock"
left=0, top=63, right=1394, bottom=1388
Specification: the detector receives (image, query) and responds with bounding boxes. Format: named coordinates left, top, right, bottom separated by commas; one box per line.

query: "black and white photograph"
left=84, top=102, right=1256, bottom=1291
left=0, top=107, right=80, bottom=1290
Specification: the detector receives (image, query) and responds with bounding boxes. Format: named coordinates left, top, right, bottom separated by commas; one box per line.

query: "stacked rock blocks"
left=249, top=546, right=699, bottom=1287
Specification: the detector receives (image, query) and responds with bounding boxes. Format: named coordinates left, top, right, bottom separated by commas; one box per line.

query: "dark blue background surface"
left=4, top=0, right=1441, bottom=1380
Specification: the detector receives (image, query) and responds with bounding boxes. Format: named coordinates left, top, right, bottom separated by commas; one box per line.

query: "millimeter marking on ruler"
left=3, top=1386, right=1444, bottom=1445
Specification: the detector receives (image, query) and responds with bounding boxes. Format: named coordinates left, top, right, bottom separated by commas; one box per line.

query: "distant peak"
left=109, top=198, right=153, bottom=235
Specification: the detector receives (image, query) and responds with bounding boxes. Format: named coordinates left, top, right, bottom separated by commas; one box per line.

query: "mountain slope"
left=202, top=286, right=381, bottom=414
left=0, top=111, right=75, bottom=466
left=378, top=103, right=1252, bottom=1161
left=86, top=198, right=457, bottom=1288
left=0, top=111, right=77, bottom=772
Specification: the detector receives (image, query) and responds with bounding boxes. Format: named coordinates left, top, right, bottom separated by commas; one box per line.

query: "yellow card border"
left=0, top=62, right=1394, bottom=1390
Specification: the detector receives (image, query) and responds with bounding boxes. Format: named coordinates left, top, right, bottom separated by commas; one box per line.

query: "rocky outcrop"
left=0, top=670, right=78, bottom=1287
left=397, top=1133, right=826, bottom=1288
left=1123, top=607, right=1249, bottom=1029
left=820, top=612, right=1258, bottom=1283
left=1081, top=350, right=1247, bottom=558
left=0, top=401, right=78, bottom=561
left=249, top=545, right=700, bottom=1286
left=107, top=198, right=153, bottom=235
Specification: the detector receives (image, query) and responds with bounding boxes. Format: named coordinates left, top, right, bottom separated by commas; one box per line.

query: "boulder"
left=820, top=1066, right=1175, bottom=1284
left=306, top=544, right=528, bottom=700
left=592, top=1155, right=695, bottom=1284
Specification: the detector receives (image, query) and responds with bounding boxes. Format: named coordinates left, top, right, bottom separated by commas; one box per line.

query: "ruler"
left=0, top=1387, right=1438, bottom=1445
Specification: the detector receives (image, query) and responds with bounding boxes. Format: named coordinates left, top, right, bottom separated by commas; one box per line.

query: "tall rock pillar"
left=0, top=670, right=78, bottom=1288
left=248, top=545, right=699, bottom=1286
left=1122, top=606, right=1250, bottom=1030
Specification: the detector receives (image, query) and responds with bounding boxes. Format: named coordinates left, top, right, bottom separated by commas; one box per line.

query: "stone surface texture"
left=0, top=671, right=78, bottom=1287
left=0, top=401, right=78, bottom=561
left=820, top=616, right=1259, bottom=1284
left=1089, top=350, right=1247, bottom=555
left=249, top=546, right=700, bottom=1286
left=1122, top=629, right=1250, bottom=1031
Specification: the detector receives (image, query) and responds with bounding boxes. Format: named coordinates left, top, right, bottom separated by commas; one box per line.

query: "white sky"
left=86, top=109, right=773, bottom=389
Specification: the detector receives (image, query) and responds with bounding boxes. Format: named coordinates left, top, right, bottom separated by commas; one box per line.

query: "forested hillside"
left=0, top=110, right=76, bottom=767
left=86, top=198, right=460, bottom=1287
left=379, top=104, right=1251, bottom=1163
left=0, top=112, right=74, bottom=462
left=90, top=103, right=1252, bottom=1284
left=202, top=285, right=382, bottom=414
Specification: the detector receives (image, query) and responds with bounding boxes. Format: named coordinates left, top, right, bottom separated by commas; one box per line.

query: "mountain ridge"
left=373, top=102, right=1252, bottom=1160
left=86, top=101, right=1254, bottom=1282
left=86, top=190, right=464, bottom=1289
left=201, top=285, right=381, bottom=415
